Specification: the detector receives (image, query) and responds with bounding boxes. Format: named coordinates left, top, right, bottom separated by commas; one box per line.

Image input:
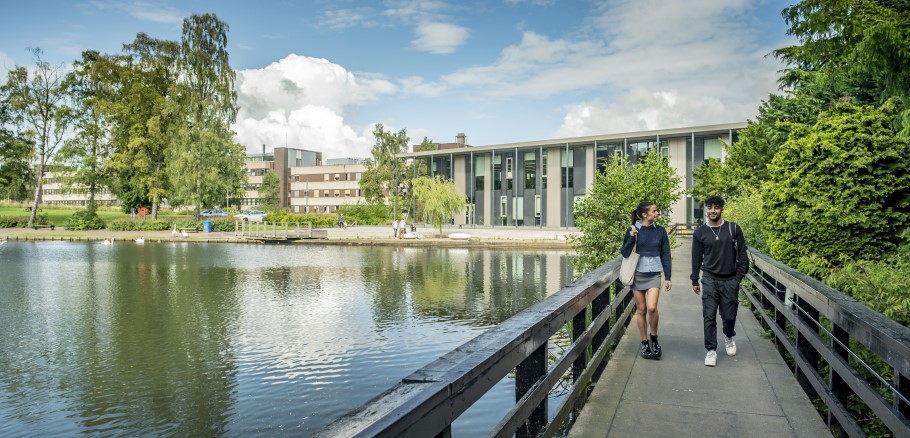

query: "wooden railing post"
left=572, top=306, right=586, bottom=383
left=830, top=323, right=850, bottom=435
left=516, top=343, right=547, bottom=438
left=592, top=285, right=610, bottom=356
left=897, top=372, right=910, bottom=421
left=795, top=298, right=820, bottom=397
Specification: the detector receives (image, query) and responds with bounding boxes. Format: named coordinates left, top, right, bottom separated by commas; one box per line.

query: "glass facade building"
left=397, top=123, right=744, bottom=227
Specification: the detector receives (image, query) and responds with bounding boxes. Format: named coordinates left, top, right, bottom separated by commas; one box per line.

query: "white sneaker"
left=705, top=350, right=717, bottom=367
left=724, top=336, right=737, bottom=356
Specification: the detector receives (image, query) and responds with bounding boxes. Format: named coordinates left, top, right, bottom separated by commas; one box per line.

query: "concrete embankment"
left=0, top=225, right=579, bottom=250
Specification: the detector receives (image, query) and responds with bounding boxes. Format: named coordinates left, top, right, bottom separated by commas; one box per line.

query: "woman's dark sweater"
left=620, top=223, right=671, bottom=280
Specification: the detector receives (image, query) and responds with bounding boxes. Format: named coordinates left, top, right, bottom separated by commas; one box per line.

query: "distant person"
left=339, top=214, right=345, bottom=228
left=691, top=196, right=748, bottom=367
left=392, top=219, right=399, bottom=238
left=620, top=201, right=672, bottom=360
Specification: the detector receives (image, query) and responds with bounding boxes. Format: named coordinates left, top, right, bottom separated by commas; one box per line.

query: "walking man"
left=691, top=196, right=748, bottom=367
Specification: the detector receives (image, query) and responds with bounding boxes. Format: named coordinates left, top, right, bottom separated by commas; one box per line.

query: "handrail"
left=745, top=248, right=910, bottom=436
left=314, top=256, right=634, bottom=438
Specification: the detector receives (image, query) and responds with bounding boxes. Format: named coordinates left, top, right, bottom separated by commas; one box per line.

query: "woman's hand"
left=629, top=226, right=638, bottom=237
left=665, top=280, right=672, bottom=292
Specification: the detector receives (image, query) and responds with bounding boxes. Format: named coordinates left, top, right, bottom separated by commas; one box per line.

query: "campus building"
left=242, top=147, right=367, bottom=213
left=397, top=123, right=745, bottom=228
left=41, top=172, right=119, bottom=207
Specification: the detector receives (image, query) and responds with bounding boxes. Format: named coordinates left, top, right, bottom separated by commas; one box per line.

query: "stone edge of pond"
left=2, top=234, right=575, bottom=250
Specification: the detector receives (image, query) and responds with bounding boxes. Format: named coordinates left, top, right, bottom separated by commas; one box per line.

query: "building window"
left=493, top=155, right=502, bottom=191
left=595, top=142, right=623, bottom=173
left=542, top=154, right=547, bottom=189
left=294, top=175, right=299, bottom=182
left=561, top=149, right=574, bottom=188
left=524, top=152, right=536, bottom=190
left=474, top=156, right=485, bottom=190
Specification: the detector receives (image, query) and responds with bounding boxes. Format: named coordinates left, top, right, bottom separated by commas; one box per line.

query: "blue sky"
left=0, top=0, right=793, bottom=159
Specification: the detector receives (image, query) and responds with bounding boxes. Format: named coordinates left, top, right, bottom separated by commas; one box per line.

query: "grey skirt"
left=632, top=271, right=662, bottom=291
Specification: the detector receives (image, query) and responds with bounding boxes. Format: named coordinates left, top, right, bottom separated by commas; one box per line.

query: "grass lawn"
left=0, top=205, right=194, bottom=225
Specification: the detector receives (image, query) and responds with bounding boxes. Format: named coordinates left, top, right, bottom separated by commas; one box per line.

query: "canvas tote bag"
left=619, top=240, right=639, bottom=286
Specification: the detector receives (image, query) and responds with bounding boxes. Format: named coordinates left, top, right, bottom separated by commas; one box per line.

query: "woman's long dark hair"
left=630, top=201, right=656, bottom=225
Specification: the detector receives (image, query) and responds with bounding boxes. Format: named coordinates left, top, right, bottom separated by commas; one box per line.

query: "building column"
left=453, top=155, right=466, bottom=225
left=484, top=154, right=493, bottom=227
left=546, top=147, right=561, bottom=228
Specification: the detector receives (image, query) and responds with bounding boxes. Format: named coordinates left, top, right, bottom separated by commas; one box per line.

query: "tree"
left=167, top=14, right=245, bottom=219
left=106, top=34, right=181, bottom=218
left=55, top=50, right=115, bottom=214
left=763, top=100, right=910, bottom=266
left=2, top=48, right=72, bottom=226
left=688, top=157, right=728, bottom=202
left=0, top=91, right=33, bottom=202
left=259, top=169, right=281, bottom=209
left=361, top=124, right=409, bottom=206
left=774, top=0, right=910, bottom=133
left=412, top=175, right=465, bottom=236
left=571, top=151, right=682, bottom=274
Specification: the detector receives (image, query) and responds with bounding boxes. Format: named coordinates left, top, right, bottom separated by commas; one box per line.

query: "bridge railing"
left=745, top=248, right=910, bottom=436
left=315, top=256, right=634, bottom=438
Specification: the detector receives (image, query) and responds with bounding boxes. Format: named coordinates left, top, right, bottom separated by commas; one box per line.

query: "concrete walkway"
left=569, top=239, right=830, bottom=438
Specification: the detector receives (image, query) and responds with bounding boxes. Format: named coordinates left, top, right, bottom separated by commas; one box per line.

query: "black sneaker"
left=650, top=335, right=662, bottom=359
left=640, top=341, right=653, bottom=359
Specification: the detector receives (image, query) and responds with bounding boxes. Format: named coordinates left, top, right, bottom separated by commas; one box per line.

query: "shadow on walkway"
left=569, top=239, right=830, bottom=437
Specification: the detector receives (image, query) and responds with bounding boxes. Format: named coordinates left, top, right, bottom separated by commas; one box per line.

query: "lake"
left=0, top=241, right=573, bottom=437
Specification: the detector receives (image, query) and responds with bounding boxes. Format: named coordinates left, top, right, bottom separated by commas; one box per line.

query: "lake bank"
left=0, top=225, right=579, bottom=250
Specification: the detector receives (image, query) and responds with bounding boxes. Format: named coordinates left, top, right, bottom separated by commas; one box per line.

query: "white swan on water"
left=135, top=237, right=145, bottom=244
left=102, top=239, right=113, bottom=245
left=172, top=224, right=178, bottom=237
left=181, top=230, right=189, bottom=238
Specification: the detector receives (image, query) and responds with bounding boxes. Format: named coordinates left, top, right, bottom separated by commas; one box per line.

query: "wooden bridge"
left=234, top=220, right=327, bottom=243
left=316, top=240, right=910, bottom=437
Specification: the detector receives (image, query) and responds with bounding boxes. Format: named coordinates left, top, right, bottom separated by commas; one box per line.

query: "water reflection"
left=0, top=241, right=572, bottom=437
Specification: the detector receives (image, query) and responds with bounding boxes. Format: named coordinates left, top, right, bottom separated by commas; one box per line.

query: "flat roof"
left=398, top=122, right=747, bottom=158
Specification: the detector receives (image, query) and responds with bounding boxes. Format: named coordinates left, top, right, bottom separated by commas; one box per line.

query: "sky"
left=0, top=0, right=794, bottom=160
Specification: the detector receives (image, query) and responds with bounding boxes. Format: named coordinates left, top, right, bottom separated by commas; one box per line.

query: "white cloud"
left=504, top=0, right=557, bottom=5
left=555, top=88, right=750, bottom=137
left=436, top=0, right=783, bottom=136
left=321, top=7, right=381, bottom=30
left=89, top=1, right=183, bottom=25
left=412, top=21, right=469, bottom=54
left=399, top=76, right=447, bottom=96
left=0, top=51, right=15, bottom=80
left=232, top=54, right=397, bottom=159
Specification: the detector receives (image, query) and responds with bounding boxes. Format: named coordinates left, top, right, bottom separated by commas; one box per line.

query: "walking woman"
left=620, top=201, right=672, bottom=359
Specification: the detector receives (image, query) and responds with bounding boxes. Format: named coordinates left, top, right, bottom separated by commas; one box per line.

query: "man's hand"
left=692, top=284, right=701, bottom=295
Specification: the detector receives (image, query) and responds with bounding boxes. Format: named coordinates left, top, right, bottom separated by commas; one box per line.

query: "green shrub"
left=137, top=220, right=172, bottom=231
left=263, top=210, right=335, bottom=227
left=107, top=219, right=138, bottom=231
left=763, top=100, right=910, bottom=266
left=338, top=203, right=390, bottom=225
left=66, top=209, right=106, bottom=230
left=0, top=216, right=29, bottom=228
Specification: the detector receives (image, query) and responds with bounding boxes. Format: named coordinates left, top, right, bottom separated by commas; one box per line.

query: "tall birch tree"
left=167, top=13, right=246, bottom=219
left=2, top=48, right=72, bottom=226
left=56, top=50, right=115, bottom=214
